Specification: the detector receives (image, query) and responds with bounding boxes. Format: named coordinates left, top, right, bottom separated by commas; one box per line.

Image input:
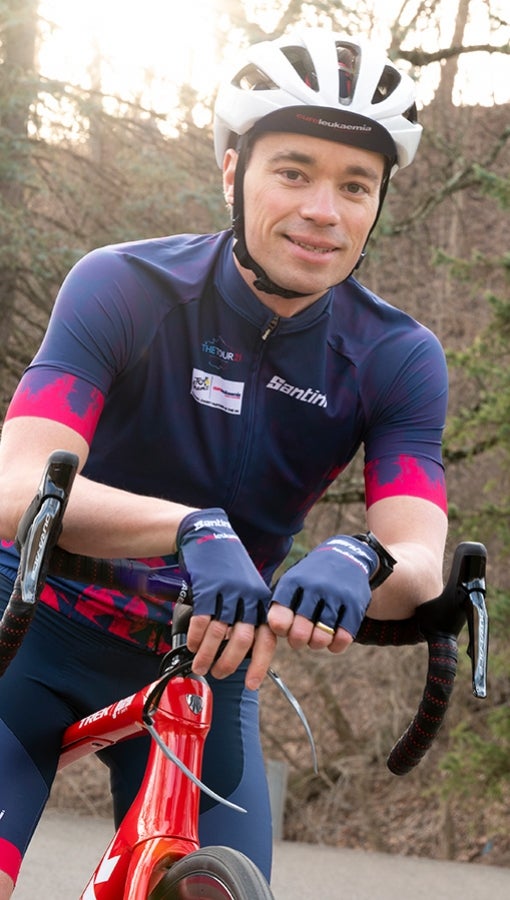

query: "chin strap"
left=354, top=249, right=366, bottom=270
left=231, top=138, right=310, bottom=300
left=231, top=222, right=309, bottom=299
left=232, top=219, right=366, bottom=296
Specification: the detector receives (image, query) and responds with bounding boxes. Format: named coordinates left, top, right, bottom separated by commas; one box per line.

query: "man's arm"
left=0, top=416, right=276, bottom=689
left=365, top=493, right=447, bottom=619
left=0, top=417, right=194, bottom=557
left=268, top=492, right=447, bottom=653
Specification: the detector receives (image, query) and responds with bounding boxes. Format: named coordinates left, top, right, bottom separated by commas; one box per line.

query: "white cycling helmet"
left=214, top=29, right=422, bottom=297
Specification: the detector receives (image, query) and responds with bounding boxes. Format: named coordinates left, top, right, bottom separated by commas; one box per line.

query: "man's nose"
left=300, top=184, right=341, bottom=226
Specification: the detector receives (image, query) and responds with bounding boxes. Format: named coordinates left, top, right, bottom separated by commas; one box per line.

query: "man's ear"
left=222, top=149, right=238, bottom=207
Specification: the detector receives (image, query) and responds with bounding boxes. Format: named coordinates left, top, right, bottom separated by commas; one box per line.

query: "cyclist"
left=0, top=28, right=447, bottom=896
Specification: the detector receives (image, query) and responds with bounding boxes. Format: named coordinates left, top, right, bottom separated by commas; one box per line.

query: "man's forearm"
left=366, top=542, right=444, bottom=620
left=58, top=474, right=198, bottom=558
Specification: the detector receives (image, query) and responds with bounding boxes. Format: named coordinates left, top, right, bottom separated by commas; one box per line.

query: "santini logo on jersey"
left=266, top=375, right=327, bottom=408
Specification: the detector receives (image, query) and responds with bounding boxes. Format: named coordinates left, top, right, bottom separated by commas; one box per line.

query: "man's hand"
left=187, top=618, right=276, bottom=690
left=176, top=508, right=274, bottom=687
left=268, top=535, right=380, bottom=653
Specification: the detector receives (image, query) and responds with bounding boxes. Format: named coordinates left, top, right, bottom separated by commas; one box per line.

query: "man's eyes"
left=275, top=170, right=372, bottom=194
left=278, top=168, right=305, bottom=182
left=345, top=182, right=370, bottom=195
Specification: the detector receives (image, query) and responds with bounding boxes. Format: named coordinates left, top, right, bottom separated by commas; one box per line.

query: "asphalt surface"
left=15, top=810, right=510, bottom=899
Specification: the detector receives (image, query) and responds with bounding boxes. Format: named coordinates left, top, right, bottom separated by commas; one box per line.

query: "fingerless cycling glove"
left=176, top=508, right=271, bottom=625
left=271, top=534, right=382, bottom=637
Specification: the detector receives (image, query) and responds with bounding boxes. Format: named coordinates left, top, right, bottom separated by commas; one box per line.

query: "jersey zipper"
left=226, top=315, right=280, bottom=506
left=261, top=314, right=280, bottom=341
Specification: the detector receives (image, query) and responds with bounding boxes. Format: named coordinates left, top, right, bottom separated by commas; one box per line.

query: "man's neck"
left=232, top=255, right=327, bottom=318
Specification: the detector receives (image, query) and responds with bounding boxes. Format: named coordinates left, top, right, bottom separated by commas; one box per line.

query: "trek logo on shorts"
left=191, top=368, right=244, bottom=415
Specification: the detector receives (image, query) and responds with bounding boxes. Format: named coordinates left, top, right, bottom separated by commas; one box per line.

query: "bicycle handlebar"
left=0, top=450, right=79, bottom=676
left=355, top=541, right=488, bottom=774
left=0, top=450, right=489, bottom=777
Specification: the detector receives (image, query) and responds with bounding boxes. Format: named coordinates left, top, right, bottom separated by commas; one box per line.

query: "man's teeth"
left=293, top=239, right=332, bottom=253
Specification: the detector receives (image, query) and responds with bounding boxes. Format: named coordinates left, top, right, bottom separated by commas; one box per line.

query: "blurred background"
left=1, top=0, right=509, bottom=869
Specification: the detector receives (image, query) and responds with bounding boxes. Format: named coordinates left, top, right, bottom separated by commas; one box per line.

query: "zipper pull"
left=261, top=315, right=280, bottom=341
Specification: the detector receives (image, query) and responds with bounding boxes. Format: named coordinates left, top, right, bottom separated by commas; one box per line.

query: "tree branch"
left=400, top=42, right=510, bottom=67
left=389, top=125, right=510, bottom=233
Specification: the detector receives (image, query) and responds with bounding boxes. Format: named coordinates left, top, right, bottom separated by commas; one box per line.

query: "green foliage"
left=436, top=584, right=510, bottom=815
left=442, top=706, right=510, bottom=800
left=448, top=293, right=510, bottom=431
left=441, top=159, right=510, bottom=490
left=430, top=158, right=510, bottom=809
left=472, top=161, right=510, bottom=209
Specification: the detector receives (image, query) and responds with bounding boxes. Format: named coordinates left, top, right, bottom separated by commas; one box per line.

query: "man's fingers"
left=187, top=613, right=213, bottom=651
left=244, top=624, right=277, bottom=691
left=188, top=615, right=228, bottom=676
left=269, top=606, right=316, bottom=648
left=188, top=616, right=276, bottom=690
left=210, top=621, right=254, bottom=680
left=267, top=602, right=294, bottom=636
left=268, top=603, right=354, bottom=654
left=329, top=627, right=354, bottom=654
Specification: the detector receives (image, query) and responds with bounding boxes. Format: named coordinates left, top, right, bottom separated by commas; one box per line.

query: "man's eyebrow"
left=267, top=151, right=381, bottom=183
left=343, top=163, right=382, bottom=183
left=268, top=150, right=315, bottom=166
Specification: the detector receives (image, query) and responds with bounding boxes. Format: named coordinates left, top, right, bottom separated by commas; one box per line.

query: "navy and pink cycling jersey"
left=0, top=230, right=448, bottom=650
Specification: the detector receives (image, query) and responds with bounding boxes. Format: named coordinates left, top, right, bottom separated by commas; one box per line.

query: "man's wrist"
left=176, top=507, right=230, bottom=547
left=352, top=531, right=397, bottom=588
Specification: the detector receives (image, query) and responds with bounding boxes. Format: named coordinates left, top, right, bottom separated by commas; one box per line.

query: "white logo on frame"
left=191, top=368, right=244, bottom=415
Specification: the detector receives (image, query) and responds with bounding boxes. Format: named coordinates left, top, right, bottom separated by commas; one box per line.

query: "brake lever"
left=463, top=577, right=488, bottom=699
left=16, top=450, right=79, bottom=605
left=268, top=667, right=318, bottom=775
left=415, top=541, right=488, bottom=700
left=169, top=600, right=318, bottom=773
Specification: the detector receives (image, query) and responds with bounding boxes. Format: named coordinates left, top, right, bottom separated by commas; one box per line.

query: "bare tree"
left=0, top=0, right=38, bottom=348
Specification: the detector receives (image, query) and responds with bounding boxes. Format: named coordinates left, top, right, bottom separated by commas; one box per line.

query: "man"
left=0, top=29, right=447, bottom=894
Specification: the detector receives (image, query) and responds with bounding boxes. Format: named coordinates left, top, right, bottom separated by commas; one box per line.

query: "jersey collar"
left=216, top=234, right=334, bottom=334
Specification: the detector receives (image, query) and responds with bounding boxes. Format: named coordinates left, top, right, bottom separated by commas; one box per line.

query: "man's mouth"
left=287, top=237, right=336, bottom=254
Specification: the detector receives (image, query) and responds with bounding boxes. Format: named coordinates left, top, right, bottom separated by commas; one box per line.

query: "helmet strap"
left=354, top=249, right=367, bottom=270
left=351, top=162, right=391, bottom=273
left=231, top=139, right=310, bottom=300
left=232, top=225, right=309, bottom=300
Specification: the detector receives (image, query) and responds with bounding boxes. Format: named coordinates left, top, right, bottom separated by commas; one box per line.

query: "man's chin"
left=264, top=274, right=338, bottom=299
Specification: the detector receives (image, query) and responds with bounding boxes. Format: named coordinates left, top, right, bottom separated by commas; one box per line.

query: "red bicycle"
left=0, top=451, right=489, bottom=897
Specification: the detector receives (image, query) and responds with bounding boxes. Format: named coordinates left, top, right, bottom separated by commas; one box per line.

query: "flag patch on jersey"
left=190, top=368, right=244, bottom=415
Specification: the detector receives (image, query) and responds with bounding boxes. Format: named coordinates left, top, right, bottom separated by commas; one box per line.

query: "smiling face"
left=223, top=131, right=385, bottom=316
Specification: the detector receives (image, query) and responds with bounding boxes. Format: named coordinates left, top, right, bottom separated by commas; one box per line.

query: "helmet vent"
left=233, top=64, right=279, bottom=92
left=372, top=65, right=401, bottom=104
left=336, top=42, right=359, bottom=105
left=281, top=46, right=319, bottom=91
left=403, top=102, right=418, bottom=123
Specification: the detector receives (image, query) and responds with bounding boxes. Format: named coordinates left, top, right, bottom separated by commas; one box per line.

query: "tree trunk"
left=432, top=0, right=471, bottom=112
left=0, top=0, right=38, bottom=350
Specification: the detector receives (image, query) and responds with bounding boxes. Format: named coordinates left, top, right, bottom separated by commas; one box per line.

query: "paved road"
left=15, top=810, right=510, bottom=899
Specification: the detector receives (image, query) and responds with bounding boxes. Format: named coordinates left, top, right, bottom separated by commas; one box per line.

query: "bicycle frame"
left=60, top=667, right=212, bottom=899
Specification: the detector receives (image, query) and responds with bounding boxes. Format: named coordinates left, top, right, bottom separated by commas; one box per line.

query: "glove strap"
left=352, top=531, right=397, bottom=589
